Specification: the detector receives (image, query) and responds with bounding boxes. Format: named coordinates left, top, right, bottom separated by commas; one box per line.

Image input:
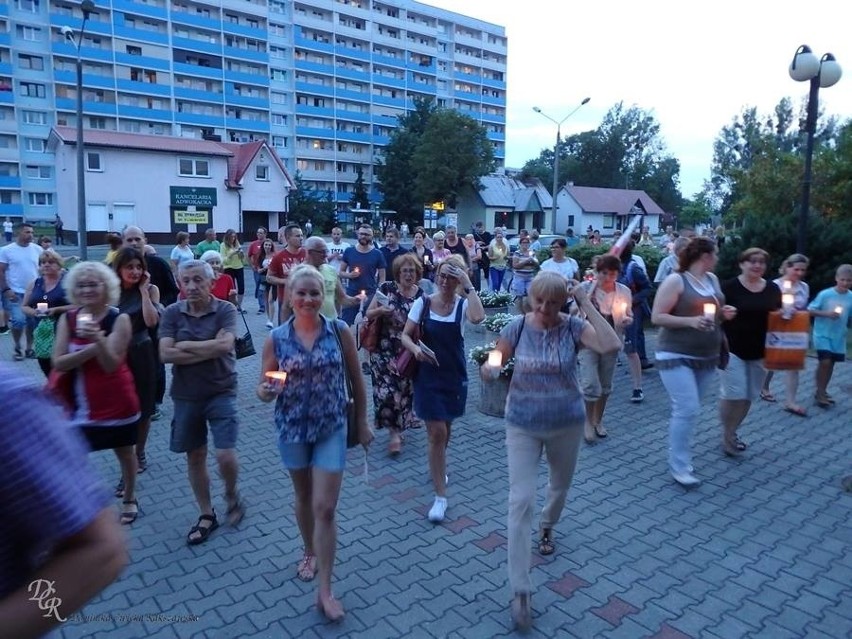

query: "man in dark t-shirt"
left=444, top=225, right=470, bottom=268
left=380, top=228, right=407, bottom=279
left=340, top=224, right=386, bottom=325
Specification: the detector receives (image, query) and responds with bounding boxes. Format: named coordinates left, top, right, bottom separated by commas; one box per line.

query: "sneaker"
left=151, top=406, right=162, bottom=421
left=25, top=349, right=36, bottom=359
left=0, top=326, right=9, bottom=335
left=631, top=389, right=644, bottom=402
left=265, top=320, right=274, bottom=329
left=672, top=471, right=700, bottom=487
left=257, top=309, right=265, bottom=315
left=428, top=496, right=448, bottom=523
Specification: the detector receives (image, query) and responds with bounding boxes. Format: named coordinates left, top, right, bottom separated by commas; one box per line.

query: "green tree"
left=286, top=171, right=335, bottom=231
left=349, top=164, right=370, bottom=210
left=375, top=98, right=437, bottom=219
left=412, top=109, right=494, bottom=207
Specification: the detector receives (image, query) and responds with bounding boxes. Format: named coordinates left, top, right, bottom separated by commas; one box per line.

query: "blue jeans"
left=253, top=271, right=265, bottom=311
left=658, top=363, right=716, bottom=475
left=489, top=267, right=506, bottom=292
left=1, top=292, right=26, bottom=330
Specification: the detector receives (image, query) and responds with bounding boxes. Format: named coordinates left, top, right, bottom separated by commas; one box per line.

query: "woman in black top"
left=719, top=247, right=781, bottom=456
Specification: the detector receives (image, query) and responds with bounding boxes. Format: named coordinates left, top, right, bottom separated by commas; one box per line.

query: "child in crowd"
left=807, top=264, right=852, bottom=407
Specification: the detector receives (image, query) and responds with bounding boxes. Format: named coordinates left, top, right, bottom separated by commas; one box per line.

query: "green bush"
left=717, top=213, right=852, bottom=297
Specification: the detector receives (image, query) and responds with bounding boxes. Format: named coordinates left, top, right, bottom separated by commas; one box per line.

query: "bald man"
left=122, top=226, right=178, bottom=305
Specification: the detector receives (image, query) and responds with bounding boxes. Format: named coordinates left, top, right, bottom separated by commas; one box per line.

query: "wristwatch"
left=463, top=286, right=473, bottom=295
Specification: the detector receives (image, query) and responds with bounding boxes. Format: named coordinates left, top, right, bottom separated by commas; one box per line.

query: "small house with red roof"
left=47, top=127, right=295, bottom=244
left=555, top=184, right=665, bottom=237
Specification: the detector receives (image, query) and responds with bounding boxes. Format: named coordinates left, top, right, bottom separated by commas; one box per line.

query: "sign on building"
left=170, top=186, right=218, bottom=207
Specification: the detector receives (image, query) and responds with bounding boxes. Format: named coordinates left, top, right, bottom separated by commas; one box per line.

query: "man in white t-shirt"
left=2, top=218, right=12, bottom=243
left=0, top=222, right=43, bottom=360
left=326, top=226, right=350, bottom=273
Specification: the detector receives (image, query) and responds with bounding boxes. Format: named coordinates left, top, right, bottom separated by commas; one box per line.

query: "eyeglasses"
left=437, top=272, right=458, bottom=281
left=76, top=281, right=103, bottom=289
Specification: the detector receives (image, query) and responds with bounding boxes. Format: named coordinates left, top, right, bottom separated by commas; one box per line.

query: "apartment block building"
left=0, top=0, right=507, bottom=223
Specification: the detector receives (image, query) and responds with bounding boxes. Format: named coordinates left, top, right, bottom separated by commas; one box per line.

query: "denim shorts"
left=278, top=426, right=346, bottom=473
left=1, top=293, right=26, bottom=330
left=511, top=275, right=533, bottom=298
left=169, top=394, right=238, bottom=453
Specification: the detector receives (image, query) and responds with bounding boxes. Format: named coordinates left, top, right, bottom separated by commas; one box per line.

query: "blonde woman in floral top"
left=257, top=264, right=372, bottom=622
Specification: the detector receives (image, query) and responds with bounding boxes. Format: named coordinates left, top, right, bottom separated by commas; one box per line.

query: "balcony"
left=173, top=62, right=223, bottom=80
left=174, top=86, right=224, bottom=104
left=0, top=176, right=21, bottom=188
left=225, top=117, right=268, bottom=132
left=225, top=69, right=269, bottom=87
left=335, top=108, right=370, bottom=123
left=172, top=36, right=222, bottom=57
left=294, top=60, right=337, bottom=77
left=111, top=0, right=168, bottom=20
left=223, top=21, right=267, bottom=40
left=223, top=46, right=266, bottom=64
left=294, top=125, right=335, bottom=139
left=170, top=12, right=222, bottom=33
left=114, top=53, right=171, bottom=71
left=116, top=104, right=171, bottom=120
left=175, top=112, right=225, bottom=127
left=294, top=81, right=333, bottom=98
left=295, top=104, right=334, bottom=118
left=51, top=42, right=113, bottom=63
left=116, top=79, right=172, bottom=96
left=224, top=92, right=268, bottom=109
left=54, top=70, right=116, bottom=90
left=0, top=203, right=24, bottom=216
left=330, top=65, right=369, bottom=82
left=293, top=34, right=335, bottom=56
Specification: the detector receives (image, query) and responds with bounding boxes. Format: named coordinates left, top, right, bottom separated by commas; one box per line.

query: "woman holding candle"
left=52, top=261, right=141, bottom=524
left=430, top=231, right=452, bottom=264
left=577, top=255, right=634, bottom=443
left=808, top=264, right=852, bottom=407
left=463, top=234, right=482, bottom=292
left=113, top=247, right=161, bottom=477
left=760, top=254, right=810, bottom=415
left=484, top=271, right=620, bottom=631
left=400, top=255, right=485, bottom=524
left=22, top=250, right=72, bottom=376
left=364, top=253, right=424, bottom=455
left=651, top=237, right=736, bottom=486
left=719, top=248, right=781, bottom=458
left=257, top=264, right=371, bottom=622
left=410, top=229, right=435, bottom=283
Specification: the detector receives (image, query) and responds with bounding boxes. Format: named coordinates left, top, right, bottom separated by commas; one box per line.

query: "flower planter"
left=479, top=374, right=510, bottom=417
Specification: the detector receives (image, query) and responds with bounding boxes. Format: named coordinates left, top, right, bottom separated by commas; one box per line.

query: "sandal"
left=511, top=593, right=533, bottom=632
left=120, top=499, right=139, bottom=525
left=25, top=349, right=36, bottom=359
left=759, top=390, right=776, bottom=402
left=136, top=453, right=148, bottom=474
left=114, top=477, right=125, bottom=499
left=225, top=494, right=246, bottom=527
left=594, top=425, right=608, bottom=439
left=783, top=405, right=807, bottom=417
left=186, top=513, right=219, bottom=546
left=814, top=395, right=832, bottom=408
left=735, top=436, right=747, bottom=451
left=538, top=528, right=555, bottom=556
left=297, top=553, right=316, bottom=581
left=13, top=347, right=23, bottom=361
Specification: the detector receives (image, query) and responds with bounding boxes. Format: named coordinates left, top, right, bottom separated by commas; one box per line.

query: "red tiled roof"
left=220, top=140, right=294, bottom=189
left=565, top=185, right=665, bottom=216
left=50, top=126, right=234, bottom=156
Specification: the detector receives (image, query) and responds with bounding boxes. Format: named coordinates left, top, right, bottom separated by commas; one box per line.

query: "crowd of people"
left=1, top=219, right=850, bottom=634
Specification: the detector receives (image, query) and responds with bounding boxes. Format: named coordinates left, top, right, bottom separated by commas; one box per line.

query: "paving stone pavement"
left=4, top=295, right=851, bottom=639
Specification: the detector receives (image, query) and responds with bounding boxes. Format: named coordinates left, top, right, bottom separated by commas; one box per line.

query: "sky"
left=425, top=0, right=852, bottom=198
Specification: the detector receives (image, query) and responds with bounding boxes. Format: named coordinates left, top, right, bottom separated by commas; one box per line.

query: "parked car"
left=507, top=234, right=565, bottom=252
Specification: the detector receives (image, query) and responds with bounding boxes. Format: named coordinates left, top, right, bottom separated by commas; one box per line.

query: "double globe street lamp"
left=788, top=45, right=841, bottom=254
left=61, top=0, right=96, bottom=260
left=533, top=97, right=590, bottom=232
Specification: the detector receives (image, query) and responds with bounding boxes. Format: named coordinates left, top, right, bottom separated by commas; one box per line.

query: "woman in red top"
left=179, top=251, right=237, bottom=303
left=52, top=261, right=141, bottom=525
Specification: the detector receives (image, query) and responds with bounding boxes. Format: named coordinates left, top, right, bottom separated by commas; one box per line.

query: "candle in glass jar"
left=782, top=294, right=795, bottom=314
left=487, top=350, right=502, bottom=368
left=618, top=302, right=628, bottom=320
left=423, top=255, right=430, bottom=264
left=77, top=312, right=93, bottom=325
left=702, top=303, right=716, bottom=321
left=36, top=302, right=48, bottom=314
left=265, top=371, right=288, bottom=386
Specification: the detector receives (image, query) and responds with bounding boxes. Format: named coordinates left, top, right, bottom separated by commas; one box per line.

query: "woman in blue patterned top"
left=257, top=264, right=371, bottom=623
left=484, top=271, right=621, bottom=632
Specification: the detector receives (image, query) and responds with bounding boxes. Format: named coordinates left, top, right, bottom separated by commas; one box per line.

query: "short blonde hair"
left=39, top=249, right=65, bottom=268
left=432, top=231, right=446, bottom=241
left=64, top=260, right=121, bottom=306
left=529, top=271, right=569, bottom=305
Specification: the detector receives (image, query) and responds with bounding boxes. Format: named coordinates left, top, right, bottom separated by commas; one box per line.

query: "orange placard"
left=764, top=310, right=810, bottom=371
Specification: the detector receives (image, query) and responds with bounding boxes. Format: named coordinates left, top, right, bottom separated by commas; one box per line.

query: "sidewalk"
left=4, top=307, right=850, bottom=639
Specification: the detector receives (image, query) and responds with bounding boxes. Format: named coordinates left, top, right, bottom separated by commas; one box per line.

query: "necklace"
left=685, top=271, right=715, bottom=296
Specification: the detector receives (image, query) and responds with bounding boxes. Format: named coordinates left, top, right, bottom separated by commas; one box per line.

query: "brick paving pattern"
left=4, top=267, right=850, bottom=638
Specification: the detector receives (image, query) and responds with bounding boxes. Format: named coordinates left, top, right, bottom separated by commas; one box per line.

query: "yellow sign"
left=174, top=210, right=209, bottom=224
left=430, top=201, right=445, bottom=211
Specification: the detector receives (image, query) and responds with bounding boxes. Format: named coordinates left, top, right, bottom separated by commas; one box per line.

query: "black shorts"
left=80, top=423, right=138, bottom=451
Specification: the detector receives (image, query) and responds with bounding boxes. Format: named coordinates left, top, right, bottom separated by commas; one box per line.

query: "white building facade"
left=0, top=0, right=507, bottom=223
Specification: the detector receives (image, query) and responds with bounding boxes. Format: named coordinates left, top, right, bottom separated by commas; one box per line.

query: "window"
left=17, top=25, right=43, bottom=41
left=88, top=117, right=107, bottom=129
left=0, top=192, right=13, bottom=204
left=86, top=152, right=102, bottom=171
left=28, top=192, right=54, bottom=206
left=255, top=165, right=269, bottom=180
left=126, top=45, right=142, bottom=55
left=22, top=110, right=48, bottom=125
left=271, top=114, right=287, bottom=126
left=16, top=0, right=41, bottom=11
left=24, top=138, right=46, bottom=152
left=25, top=165, right=52, bottom=179
left=178, top=158, right=209, bottom=177
left=20, top=82, right=46, bottom=98
left=602, top=214, right=614, bottom=229
left=18, top=54, right=44, bottom=70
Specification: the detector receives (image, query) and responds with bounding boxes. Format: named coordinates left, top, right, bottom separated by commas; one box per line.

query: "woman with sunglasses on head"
left=400, top=255, right=484, bottom=523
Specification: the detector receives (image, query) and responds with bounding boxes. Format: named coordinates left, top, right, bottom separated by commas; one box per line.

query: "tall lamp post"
left=788, top=45, right=841, bottom=254
left=62, top=0, right=96, bottom=260
left=533, top=97, right=590, bottom=232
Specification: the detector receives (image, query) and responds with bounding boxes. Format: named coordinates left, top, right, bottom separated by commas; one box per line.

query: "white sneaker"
left=671, top=471, right=700, bottom=487
left=265, top=320, right=274, bottom=329
left=428, top=496, right=448, bottom=522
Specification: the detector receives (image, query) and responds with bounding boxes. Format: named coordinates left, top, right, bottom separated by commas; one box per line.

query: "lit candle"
left=703, top=303, right=716, bottom=321
left=782, top=294, right=795, bottom=315
left=782, top=280, right=792, bottom=292
left=36, top=302, right=48, bottom=314
left=618, top=302, right=628, bottom=321
left=265, top=371, right=288, bottom=387
left=351, top=266, right=360, bottom=276
left=423, top=255, right=430, bottom=263
left=77, top=312, right=93, bottom=325
left=834, top=305, right=843, bottom=315
left=487, top=350, right=502, bottom=368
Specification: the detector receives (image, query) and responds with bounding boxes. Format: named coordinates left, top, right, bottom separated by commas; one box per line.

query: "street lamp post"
left=533, top=97, right=590, bottom=233
left=788, top=45, right=841, bottom=255
left=63, top=0, right=96, bottom=260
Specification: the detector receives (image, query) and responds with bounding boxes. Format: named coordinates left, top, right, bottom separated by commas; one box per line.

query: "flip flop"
left=783, top=405, right=807, bottom=417
left=594, top=426, right=608, bottom=439
left=760, top=390, right=777, bottom=402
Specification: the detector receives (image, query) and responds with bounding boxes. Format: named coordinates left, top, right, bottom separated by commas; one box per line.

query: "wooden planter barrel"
left=479, top=374, right=510, bottom=417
